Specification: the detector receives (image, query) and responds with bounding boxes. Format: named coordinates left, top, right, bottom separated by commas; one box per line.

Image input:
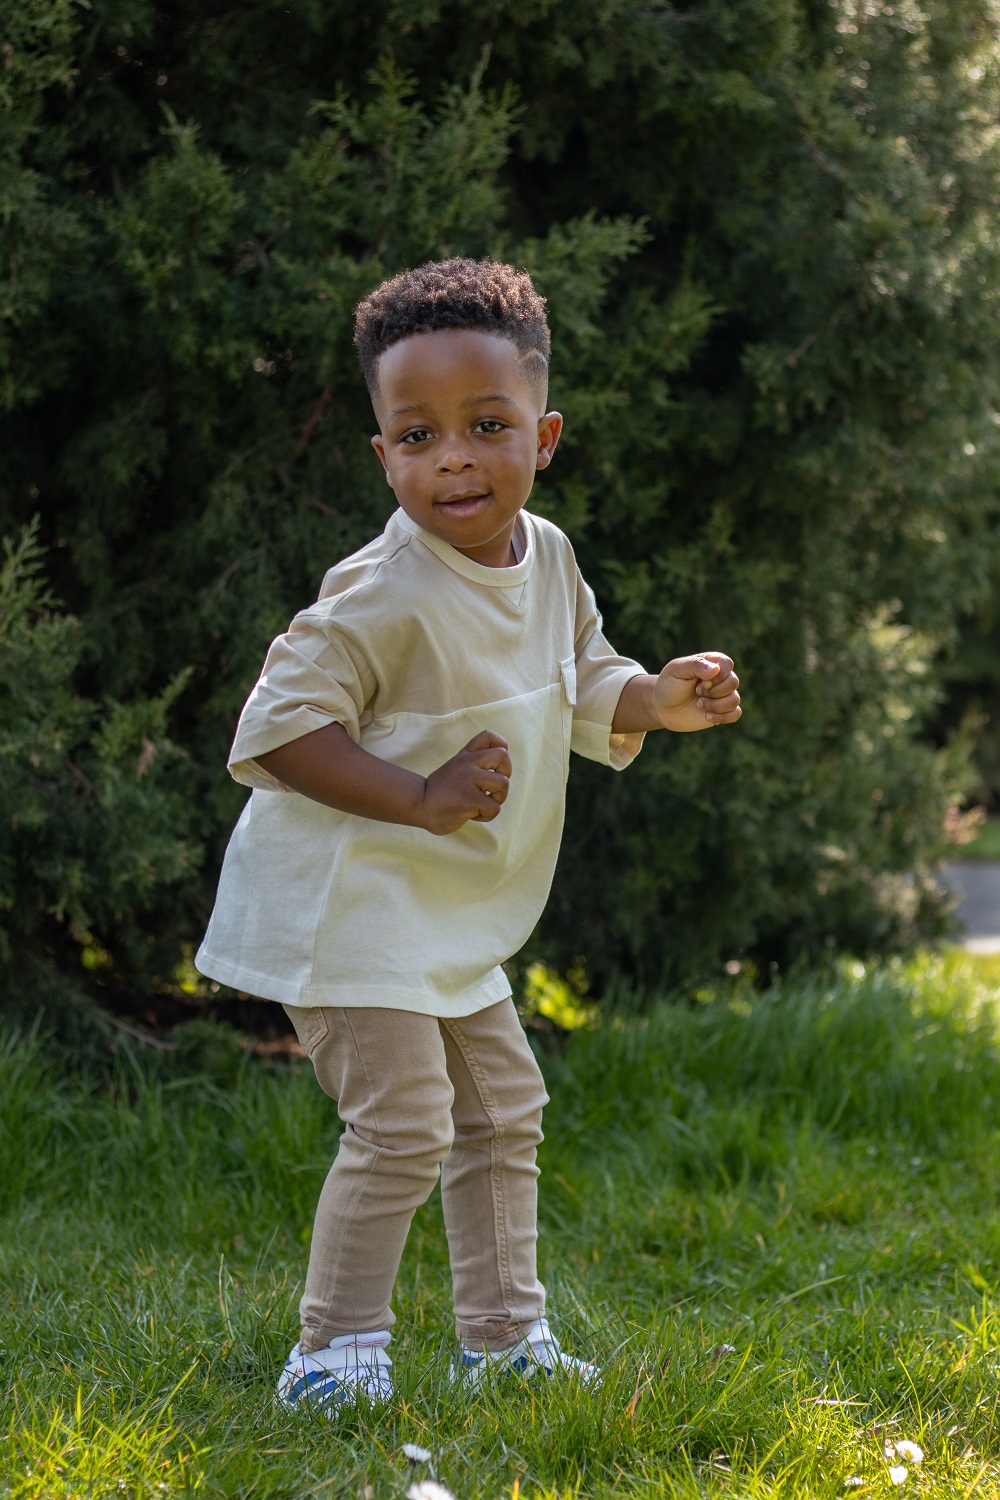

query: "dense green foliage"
left=5, top=953, right=1000, bottom=1496
left=0, top=523, right=198, bottom=1003
left=4, top=0, right=1000, bottom=1007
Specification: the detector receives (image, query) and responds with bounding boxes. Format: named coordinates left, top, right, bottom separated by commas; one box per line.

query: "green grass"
left=946, top=816, right=1000, bottom=862
left=5, top=953, right=1000, bottom=1497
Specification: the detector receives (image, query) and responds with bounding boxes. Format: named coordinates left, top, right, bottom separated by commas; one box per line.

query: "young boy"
left=195, top=258, right=741, bottom=1411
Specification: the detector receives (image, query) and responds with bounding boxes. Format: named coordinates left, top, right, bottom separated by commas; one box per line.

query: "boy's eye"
left=401, top=429, right=432, bottom=445
left=474, top=419, right=507, bottom=435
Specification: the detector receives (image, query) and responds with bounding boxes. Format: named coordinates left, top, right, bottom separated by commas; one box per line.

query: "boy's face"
left=370, top=329, right=562, bottom=568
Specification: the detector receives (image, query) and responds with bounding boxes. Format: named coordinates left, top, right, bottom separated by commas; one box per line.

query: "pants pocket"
left=283, top=1004, right=330, bottom=1057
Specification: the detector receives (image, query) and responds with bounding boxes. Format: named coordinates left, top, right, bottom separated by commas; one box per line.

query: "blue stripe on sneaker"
left=509, top=1355, right=532, bottom=1373
left=288, top=1368, right=342, bottom=1404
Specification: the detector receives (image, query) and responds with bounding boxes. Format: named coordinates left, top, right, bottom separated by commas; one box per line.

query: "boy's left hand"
left=651, top=653, right=742, bottom=732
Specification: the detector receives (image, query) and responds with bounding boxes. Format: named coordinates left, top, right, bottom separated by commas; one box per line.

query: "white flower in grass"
left=882, top=1442, right=897, bottom=1461
left=402, top=1445, right=433, bottom=1464
left=407, top=1482, right=456, bottom=1500
left=843, top=1477, right=863, bottom=1488
left=896, top=1441, right=924, bottom=1464
left=888, top=1465, right=908, bottom=1485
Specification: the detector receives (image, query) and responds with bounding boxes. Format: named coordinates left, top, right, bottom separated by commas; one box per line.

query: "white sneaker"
left=276, top=1331, right=393, bottom=1413
left=455, top=1318, right=600, bottom=1388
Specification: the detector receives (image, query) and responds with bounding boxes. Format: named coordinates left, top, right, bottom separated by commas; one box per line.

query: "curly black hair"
left=353, top=257, right=550, bottom=400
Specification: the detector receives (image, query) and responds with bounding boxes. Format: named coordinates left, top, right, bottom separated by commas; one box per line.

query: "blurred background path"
left=941, top=860, right=1000, bottom=954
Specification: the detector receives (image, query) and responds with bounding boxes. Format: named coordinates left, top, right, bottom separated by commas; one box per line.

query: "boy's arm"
left=612, top=653, right=742, bottom=734
left=254, top=722, right=513, bottom=836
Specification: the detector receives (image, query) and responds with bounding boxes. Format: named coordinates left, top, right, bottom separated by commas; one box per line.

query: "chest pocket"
left=559, top=656, right=577, bottom=780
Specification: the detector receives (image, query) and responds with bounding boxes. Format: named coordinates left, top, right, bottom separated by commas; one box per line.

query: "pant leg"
left=439, top=998, right=549, bottom=1351
left=284, top=1005, right=455, bottom=1352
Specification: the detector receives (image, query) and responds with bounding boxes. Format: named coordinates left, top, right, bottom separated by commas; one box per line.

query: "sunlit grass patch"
left=3, top=1386, right=206, bottom=1499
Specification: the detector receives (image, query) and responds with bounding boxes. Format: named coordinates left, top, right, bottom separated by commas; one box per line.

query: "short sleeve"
left=571, top=570, right=647, bottom=771
left=227, top=609, right=377, bottom=791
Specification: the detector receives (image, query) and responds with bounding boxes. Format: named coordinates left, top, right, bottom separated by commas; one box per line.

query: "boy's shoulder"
left=313, top=510, right=417, bottom=609
left=525, top=509, right=579, bottom=566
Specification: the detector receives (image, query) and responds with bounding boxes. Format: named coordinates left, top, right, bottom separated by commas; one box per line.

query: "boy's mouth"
left=435, top=492, right=490, bottom=518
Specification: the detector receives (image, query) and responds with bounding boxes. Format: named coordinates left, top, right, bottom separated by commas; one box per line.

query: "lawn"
left=946, top=816, right=1000, bottom=863
left=4, top=953, right=1000, bottom=1499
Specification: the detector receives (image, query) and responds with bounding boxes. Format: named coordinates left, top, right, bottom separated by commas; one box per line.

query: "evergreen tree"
left=3, top=0, right=998, bottom=1013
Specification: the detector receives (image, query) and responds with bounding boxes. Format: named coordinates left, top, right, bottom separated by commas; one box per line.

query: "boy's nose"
left=436, top=442, right=478, bottom=473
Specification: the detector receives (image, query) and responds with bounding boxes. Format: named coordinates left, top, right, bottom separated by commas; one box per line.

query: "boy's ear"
left=370, top=434, right=392, bottom=481
left=536, top=411, right=563, bottom=470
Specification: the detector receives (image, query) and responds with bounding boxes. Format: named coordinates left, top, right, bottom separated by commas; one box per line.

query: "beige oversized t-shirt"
left=195, top=508, right=645, bottom=1015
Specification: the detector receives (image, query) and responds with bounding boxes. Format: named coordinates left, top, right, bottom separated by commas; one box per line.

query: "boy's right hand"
left=253, top=721, right=511, bottom=835
left=422, top=730, right=512, bottom=835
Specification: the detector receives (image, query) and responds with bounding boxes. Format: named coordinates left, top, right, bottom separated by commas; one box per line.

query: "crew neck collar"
left=394, top=509, right=534, bottom=587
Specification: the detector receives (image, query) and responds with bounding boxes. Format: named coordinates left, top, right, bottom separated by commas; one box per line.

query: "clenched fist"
left=421, top=730, right=513, bottom=835
left=612, top=652, right=743, bottom=735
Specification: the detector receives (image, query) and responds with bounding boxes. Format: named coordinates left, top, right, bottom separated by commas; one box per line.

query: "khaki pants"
left=283, top=998, right=548, bottom=1353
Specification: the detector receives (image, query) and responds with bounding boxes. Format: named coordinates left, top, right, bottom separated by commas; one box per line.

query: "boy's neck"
left=450, top=518, right=521, bottom=569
